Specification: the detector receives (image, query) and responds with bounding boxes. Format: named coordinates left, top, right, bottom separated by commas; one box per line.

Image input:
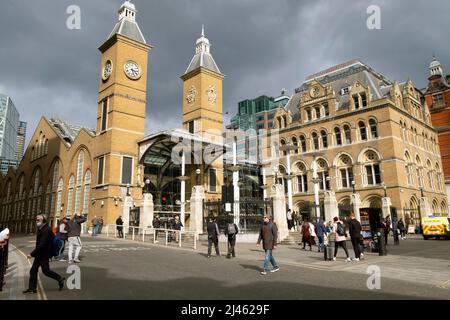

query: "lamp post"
left=310, top=152, right=325, bottom=223
left=196, top=168, right=201, bottom=186
left=126, top=183, right=131, bottom=197
left=383, top=184, right=387, bottom=198
left=420, top=187, right=424, bottom=198
left=351, top=180, right=356, bottom=194
left=228, top=162, right=242, bottom=227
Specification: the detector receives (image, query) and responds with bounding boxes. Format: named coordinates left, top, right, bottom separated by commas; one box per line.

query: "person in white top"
left=332, top=216, right=351, bottom=262
left=286, top=209, right=293, bottom=231
left=309, top=221, right=317, bottom=249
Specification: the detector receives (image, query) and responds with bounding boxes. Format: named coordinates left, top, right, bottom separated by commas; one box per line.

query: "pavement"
left=1, top=232, right=450, bottom=300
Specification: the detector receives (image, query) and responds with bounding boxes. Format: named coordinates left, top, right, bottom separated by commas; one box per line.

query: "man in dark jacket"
left=224, top=220, right=239, bottom=259
left=348, top=213, right=363, bottom=261
left=152, top=215, right=161, bottom=243
left=23, top=214, right=65, bottom=294
left=206, top=217, right=220, bottom=258
left=315, top=219, right=327, bottom=252
left=67, top=213, right=87, bottom=263
left=257, top=215, right=279, bottom=275
left=116, top=216, right=124, bottom=238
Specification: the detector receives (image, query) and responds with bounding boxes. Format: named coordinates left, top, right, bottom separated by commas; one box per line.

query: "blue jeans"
left=317, top=235, right=324, bottom=251
left=58, top=239, right=66, bottom=258
left=92, top=225, right=98, bottom=236
left=263, top=249, right=278, bottom=271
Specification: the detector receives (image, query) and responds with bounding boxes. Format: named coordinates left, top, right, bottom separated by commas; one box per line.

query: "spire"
left=196, top=24, right=210, bottom=54
left=201, top=24, right=205, bottom=37
left=429, top=55, right=443, bottom=77
left=106, top=0, right=146, bottom=44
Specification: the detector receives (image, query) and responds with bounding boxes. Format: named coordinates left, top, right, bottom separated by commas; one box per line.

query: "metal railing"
left=102, top=225, right=197, bottom=250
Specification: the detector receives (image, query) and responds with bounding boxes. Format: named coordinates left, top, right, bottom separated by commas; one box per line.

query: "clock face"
left=102, top=60, right=113, bottom=81
left=310, top=86, right=320, bottom=98
left=124, top=60, right=141, bottom=80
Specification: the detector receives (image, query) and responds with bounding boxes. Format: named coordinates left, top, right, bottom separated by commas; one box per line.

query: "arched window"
left=362, top=151, right=381, bottom=186
left=67, top=175, right=75, bottom=217
left=312, top=132, right=320, bottom=150
left=334, top=127, right=342, bottom=146
left=280, top=139, right=287, bottom=156
left=344, top=125, right=352, bottom=144
left=432, top=199, right=439, bottom=215
left=292, top=137, right=298, bottom=154
left=295, top=163, right=308, bottom=193
left=337, top=155, right=353, bottom=189
left=369, top=119, right=378, bottom=138
left=299, top=135, right=307, bottom=152
left=56, top=178, right=63, bottom=219
left=83, top=170, right=91, bottom=214
left=415, top=156, right=424, bottom=188
left=441, top=201, right=448, bottom=214
left=316, top=159, right=330, bottom=190
left=314, top=106, right=321, bottom=119
left=305, top=108, right=312, bottom=122
left=359, top=121, right=367, bottom=141
left=45, top=183, right=51, bottom=215
left=426, top=160, right=434, bottom=190
left=321, top=130, right=328, bottom=148
left=404, top=151, right=414, bottom=186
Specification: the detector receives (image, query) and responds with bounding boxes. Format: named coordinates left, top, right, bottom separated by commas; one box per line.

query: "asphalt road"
left=7, top=234, right=450, bottom=300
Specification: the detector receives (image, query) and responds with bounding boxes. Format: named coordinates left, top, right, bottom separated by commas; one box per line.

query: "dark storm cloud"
left=0, top=0, right=449, bottom=145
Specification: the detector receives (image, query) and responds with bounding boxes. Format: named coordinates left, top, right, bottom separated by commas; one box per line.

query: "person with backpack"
left=67, top=213, right=87, bottom=264
left=224, top=219, right=239, bottom=259
left=348, top=213, right=363, bottom=261
left=23, top=214, right=65, bottom=294
left=332, top=216, right=351, bottom=262
left=206, top=217, right=220, bottom=258
left=257, top=215, right=279, bottom=275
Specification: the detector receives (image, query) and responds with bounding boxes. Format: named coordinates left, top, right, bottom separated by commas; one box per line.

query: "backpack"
left=227, top=223, right=236, bottom=235
left=51, top=234, right=62, bottom=258
left=336, top=222, right=346, bottom=237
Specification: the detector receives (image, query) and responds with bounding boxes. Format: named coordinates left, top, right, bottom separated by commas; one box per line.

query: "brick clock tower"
left=181, top=26, right=225, bottom=199
left=92, top=1, right=152, bottom=224
left=424, top=57, right=450, bottom=206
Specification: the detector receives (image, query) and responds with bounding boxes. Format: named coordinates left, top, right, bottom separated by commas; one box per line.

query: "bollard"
left=132, top=227, right=135, bottom=241
left=377, top=228, right=387, bottom=256
left=153, top=229, right=156, bottom=244
left=179, top=231, right=182, bottom=248
left=165, top=230, right=168, bottom=246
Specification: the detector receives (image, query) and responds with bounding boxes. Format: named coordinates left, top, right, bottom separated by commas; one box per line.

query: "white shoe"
left=155, top=240, right=159, bottom=243
left=332, top=257, right=336, bottom=261
left=74, top=258, right=81, bottom=263
left=345, top=257, right=351, bottom=262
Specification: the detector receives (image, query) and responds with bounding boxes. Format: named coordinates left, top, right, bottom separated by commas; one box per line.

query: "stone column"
left=122, top=196, right=133, bottom=234
left=420, top=197, right=433, bottom=217
left=350, top=193, right=361, bottom=221
left=381, top=197, right=391, bottom=219
left=140, top=193, right=154, bottom=229
left=189, top=186, right=206, bottom=237
left=271, top=184, right=289, bottom=242
left=324, top=191, right=338, bottom=222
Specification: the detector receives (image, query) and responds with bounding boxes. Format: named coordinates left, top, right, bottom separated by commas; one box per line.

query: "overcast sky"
left=0, top=0, right=449, bottom=146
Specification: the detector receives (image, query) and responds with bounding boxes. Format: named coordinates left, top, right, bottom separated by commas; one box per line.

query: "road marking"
left=11, top=244, right=48, bottom=300
left=437, top=280, right=450, bottom=290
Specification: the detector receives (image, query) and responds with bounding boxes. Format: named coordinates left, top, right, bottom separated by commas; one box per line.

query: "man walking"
left=57, top=217, right=69, bottom=261
left=206, top=217, right=220, bottom=258
left=286, top=209, right=293, bottom=231
left=116, top=216, right=124, bottom=238
left=68, top=213, right=87, bottom=263
left=91, top=216, right=99, bottom=236
left=98, top=217, right=104, bottom=234
left=23, top=214, right=65, bottom=294
left=257, top=215, right=280, bottom=275
left=152, top=214, right=161, bottom=243
left=349, top=213, right=363, bottom=261
left=224, top=219, right=239, bottom=258
left=173, top=215, right=183, bottom=243
left=315, top=219, right=327, bottom=252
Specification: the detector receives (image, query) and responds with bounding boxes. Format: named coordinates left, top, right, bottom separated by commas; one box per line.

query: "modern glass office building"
left=0, top=94, right=20, bottom=161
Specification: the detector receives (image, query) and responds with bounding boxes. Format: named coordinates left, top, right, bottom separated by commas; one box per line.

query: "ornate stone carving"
left=186, top=85, right=198, bottom=104
left=206, top=85, right=217, bottom=105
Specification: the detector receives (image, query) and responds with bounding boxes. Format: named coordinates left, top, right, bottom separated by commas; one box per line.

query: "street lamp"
left=383, top=184, right=387, bottom=198
left=351, top=180, right=356, bottom=194
left=420, top=187, right=424, bottom=198
left=280, top=143, right=298, bottom=211
left=196, top=168, right=201, bottom=186
left=126, top=183, right=131, bottom=196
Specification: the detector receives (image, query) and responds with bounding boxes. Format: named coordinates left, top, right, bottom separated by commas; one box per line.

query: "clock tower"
left=93, top=0, right=152, bottom=223
left=181, top=26, right=224, bottom=138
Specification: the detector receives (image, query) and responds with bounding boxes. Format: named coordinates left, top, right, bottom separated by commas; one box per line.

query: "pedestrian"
left=301, top=220, right=313, bottom=250
left=116, top=216, right=124, bottom=238
left=23, top=214, right=65, bottom=294
left=291, top=211, right=298, bottom=231
left=67, top=213, right=86, bottom=263
left=348, top=213, right=363, bottom=261
left=332, top=216, right=351, bottom=262
left=206, top=217, right=220, bottom=258
left=98, top=217, right=104, bottom=234
left=91, top=215, right=99, bottom=236
left=152, top=215, right=161, bottom=243
left=286, top=209, right=293, bottom=231
left=315, top=219, right=327, bottom=252
left=173, top=215, right=183, bottom=243
left=309, top=219, right=317, bottom=249
left=257, top=215, right=279, bottom=275
left=57, top=217, right=69, bottom=261
left=224, top=219, right=239, bottom=258
left=398, top=218, right=406, bottom=239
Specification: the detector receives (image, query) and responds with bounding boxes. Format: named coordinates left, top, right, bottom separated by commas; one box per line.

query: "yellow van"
left=421, top=217, right=450, bottom=240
